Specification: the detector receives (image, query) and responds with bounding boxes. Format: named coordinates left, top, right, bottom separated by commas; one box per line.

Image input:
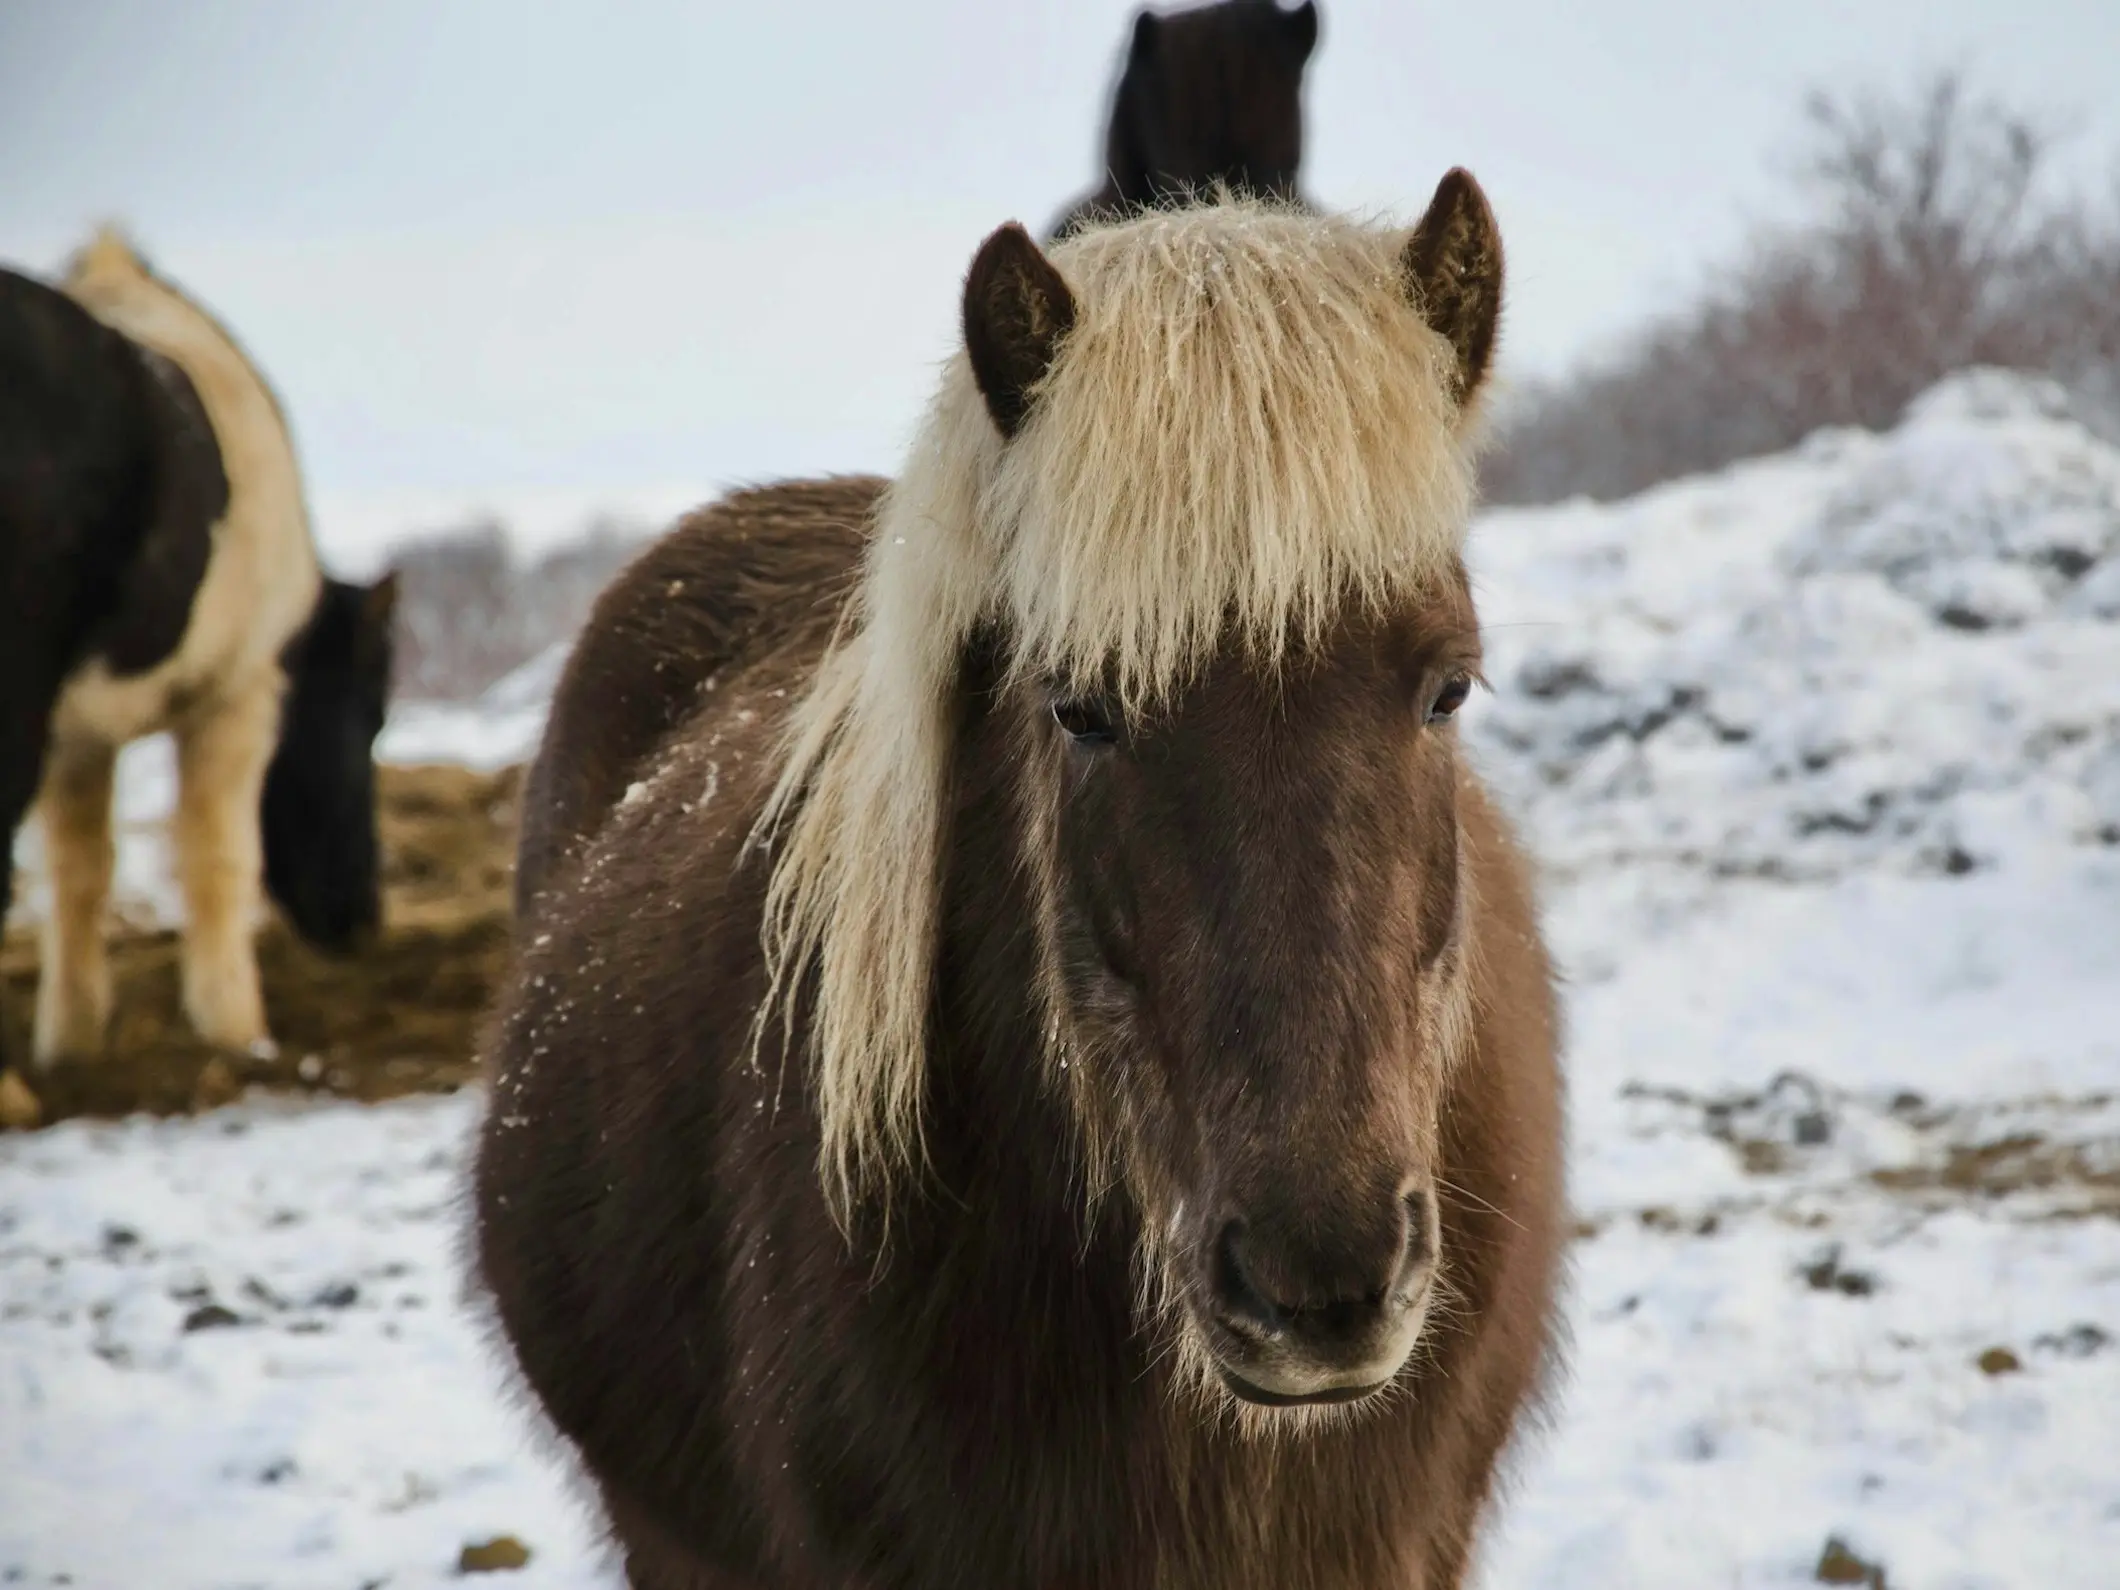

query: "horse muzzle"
left=1196, top=1186, right=1439, bottom=1406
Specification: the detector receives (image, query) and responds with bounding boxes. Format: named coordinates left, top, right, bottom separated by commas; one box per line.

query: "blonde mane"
left=756, top=202, right=1484, bottom=1219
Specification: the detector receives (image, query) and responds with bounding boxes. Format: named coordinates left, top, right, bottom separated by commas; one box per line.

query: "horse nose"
left=1209, top=1190, right=1435, bottom=1345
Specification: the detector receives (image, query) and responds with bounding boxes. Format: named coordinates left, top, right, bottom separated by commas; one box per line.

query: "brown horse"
left=477, top=179, right=1562, bottom=1589
left=1051, top=0, right=1320, bottom=240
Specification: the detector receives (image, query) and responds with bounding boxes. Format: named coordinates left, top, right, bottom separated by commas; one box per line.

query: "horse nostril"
left=1211, top=1221, right=1282, bottom=1332
left=1397, top=1188, right=1436, bottom=1293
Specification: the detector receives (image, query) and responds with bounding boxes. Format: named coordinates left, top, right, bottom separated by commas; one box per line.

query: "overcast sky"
left=3, top=0, right=2117, bottom=550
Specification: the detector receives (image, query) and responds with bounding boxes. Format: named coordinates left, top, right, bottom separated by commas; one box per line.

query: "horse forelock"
left=757, top=202, right=1485, bottom=1227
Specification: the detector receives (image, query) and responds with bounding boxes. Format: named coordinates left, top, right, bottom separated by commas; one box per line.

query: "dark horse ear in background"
left=964, top=224, right=1079, bottom=440
left=1282, top=0, right=1320, bottom=63
left=1130, top=8, right=1160, bottom=64
left=362, top=568, right=399, bottom=631
left=359, top=568, right=400, bottom=670
left=1401, top=167, right=1505, bottom=409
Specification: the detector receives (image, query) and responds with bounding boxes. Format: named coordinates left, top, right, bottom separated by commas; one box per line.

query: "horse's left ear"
left=363, top=569, right=400, bottom=634
left=1284, top=1, right=1320, bottom=63
left=1401, top=168, right=1504, bottom=408
left=964, top=223, right=1078, bottom=440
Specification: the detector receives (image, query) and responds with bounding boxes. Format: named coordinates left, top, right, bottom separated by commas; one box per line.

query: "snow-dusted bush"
left=389, top=518, right=640, bottom=701
left=1484, top=74, right=2120, bottom=505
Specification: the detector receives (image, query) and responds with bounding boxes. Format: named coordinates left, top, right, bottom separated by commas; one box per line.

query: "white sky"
left=3, top=0, right=2117, bottom=542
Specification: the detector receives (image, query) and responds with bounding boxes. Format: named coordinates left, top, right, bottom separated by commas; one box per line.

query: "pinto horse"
left=1051, top=0, right=1320, bottom=239
left=479, top=179, right=1563, bottom=1589
left=0, top=234, right=394, bottom=1073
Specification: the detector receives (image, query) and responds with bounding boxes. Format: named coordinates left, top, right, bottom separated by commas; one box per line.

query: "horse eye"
left=1052, top=697, right=1118, bottom=747
left=1426, top=674, right=1473, bottom=725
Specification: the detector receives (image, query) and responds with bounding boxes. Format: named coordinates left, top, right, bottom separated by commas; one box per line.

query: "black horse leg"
left=0, top=686, right=59, bottom=1075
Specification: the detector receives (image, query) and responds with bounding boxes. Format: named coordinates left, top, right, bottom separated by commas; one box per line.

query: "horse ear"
left=363, top=569, right=400, bottom=634
left=1284, top=1, right=1320, bottom=63
left=1401, top=168, right=1504, bottom=407
left=1130, top=9, right=1161, bottom=65
left=963, top=223, right=1079, bottom=440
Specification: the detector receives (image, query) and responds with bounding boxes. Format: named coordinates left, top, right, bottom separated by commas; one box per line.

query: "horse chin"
left=1182, top=1299, right=1430, bottom=1425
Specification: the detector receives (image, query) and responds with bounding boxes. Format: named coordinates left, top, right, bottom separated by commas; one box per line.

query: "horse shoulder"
left=517, top=475, right=878, bottom=913
left=478, top=675, right=805, bottom=1549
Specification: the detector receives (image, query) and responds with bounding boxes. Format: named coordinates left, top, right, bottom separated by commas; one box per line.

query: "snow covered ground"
left=4, top=371, right=2118, bottom=1586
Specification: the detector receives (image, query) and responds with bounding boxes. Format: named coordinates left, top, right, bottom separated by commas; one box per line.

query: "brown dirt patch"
left=2, top=763, right=522, bottom=1128
left=1870, top=1133, right=2120, bottom=1214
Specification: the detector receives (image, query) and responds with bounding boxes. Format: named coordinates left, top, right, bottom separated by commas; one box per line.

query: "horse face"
left=262, top=574, right=395, bottom=954
left=1028, top=586, right=1479, bottom=1412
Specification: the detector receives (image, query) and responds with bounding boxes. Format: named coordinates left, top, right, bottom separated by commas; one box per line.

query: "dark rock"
left=1816, top=1535, right=1887, bottom=1586
left=1519, top=657, right=1599, bottom=700
left=2034, top=1323, right=2110, bottom=1359
left=181, top=1304, right=241, bottom=1333
left=1802, top=1246, right=1877, bottom=1297
left=458, top=1536, right=533, bottom=1573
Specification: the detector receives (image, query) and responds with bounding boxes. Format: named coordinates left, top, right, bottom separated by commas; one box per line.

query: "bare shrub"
left=1483, top=74, right=2120, bottom=505
left=390, top=518, right=641, bottom=701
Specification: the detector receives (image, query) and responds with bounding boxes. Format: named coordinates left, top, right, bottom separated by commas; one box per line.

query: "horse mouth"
left=1213, top=1366, right=1393, bottom=1408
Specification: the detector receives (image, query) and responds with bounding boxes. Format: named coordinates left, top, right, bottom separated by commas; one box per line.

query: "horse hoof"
left=0, top=1070, right=42, bottom=1131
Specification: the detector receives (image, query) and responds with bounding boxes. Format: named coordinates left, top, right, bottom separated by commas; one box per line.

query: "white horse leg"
left=33, top=737, right=118, bottom=1065
left=173, top=685, right=279, bottom=1054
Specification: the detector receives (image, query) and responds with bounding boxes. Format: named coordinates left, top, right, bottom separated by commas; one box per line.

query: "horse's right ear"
left=1283, top=1, right=1320, bottom=63
left=363, top=569, right=400, bottom=633
left=360, top=572, right=398, bottom=652
left=964, top=223, right=1078, bottom=440
left=1401, top=167, right=1504, bottom=408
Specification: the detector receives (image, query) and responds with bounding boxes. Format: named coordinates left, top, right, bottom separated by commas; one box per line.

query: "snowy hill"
left=4, top=372, right=2117, bottom=1587
left=1460, top=369, right=2120, bottom=1585
left=1477, top=368, right=2120, bottom=889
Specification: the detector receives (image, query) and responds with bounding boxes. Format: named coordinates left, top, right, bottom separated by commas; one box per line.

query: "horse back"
left=514, top=475, right=880, bottom=914
left=0, top=269, right=171, bottom=682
